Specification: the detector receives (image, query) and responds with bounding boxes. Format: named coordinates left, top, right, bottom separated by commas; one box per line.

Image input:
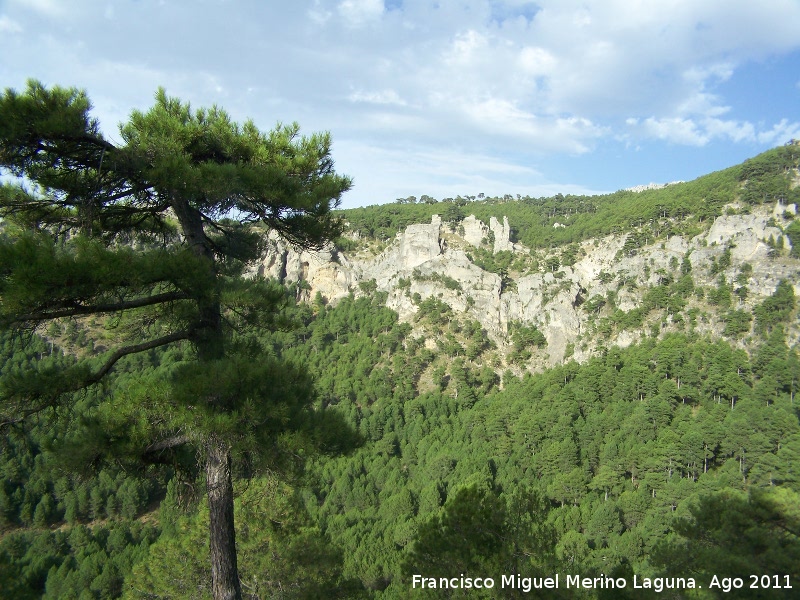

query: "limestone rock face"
left=704, top=212, right=785, bottom=259
left=251, top=205, right=800, bottom=373
left=773, top=203, right=797, bottom=218
left=358, top=215, right=443, bottom=291
left=489, top=216, right=513, bottom=253
left=248, top=231, right=353, bottom=303
left=461, top=215, right=488, bottom=247
left=397, top=215, right=443, bottom=270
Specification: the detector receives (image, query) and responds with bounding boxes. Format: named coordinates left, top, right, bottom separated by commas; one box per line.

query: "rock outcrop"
left=461, top=215, right=488, bottom=247
left=398, top=215, right=443, bottom=269
left=250, top=204, right=800, bottom=371
left=489, top=216, right=513, bottom=253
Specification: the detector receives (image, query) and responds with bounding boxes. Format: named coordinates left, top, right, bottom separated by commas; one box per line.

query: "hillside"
left=250, top=143, right=800, bottom=373
left=339, top=143, right=800, bottom=247
left=2, top=145, right=799, bottom=599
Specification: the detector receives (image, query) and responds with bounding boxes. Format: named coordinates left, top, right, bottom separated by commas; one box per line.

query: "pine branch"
left=12, top=290, right=192, bottom=323
left=87, top=328, right=193, bottom=384
left=142, top=434, right=193, bottom=464
left=144, top=433, right=192, bottom=454
left=0, top=328, right=193, bottom=429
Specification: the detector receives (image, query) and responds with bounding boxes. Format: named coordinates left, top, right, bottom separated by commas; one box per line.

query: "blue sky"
left=1, top=0, right=799, bottom=208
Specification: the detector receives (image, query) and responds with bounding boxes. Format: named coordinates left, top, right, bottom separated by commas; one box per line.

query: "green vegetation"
left=508, top=322, right=547, bottom=364
left=412, top=269, right=462, bottom=292
left=1, top=521, right=159, bottom=600
left=2, top=84, right=800, bottom=600
left=2, top=285, right=799, bottom=599
left=0, top=81, right=351, bottom=600
left=755, top=280, right=796, bottom=334
left=279, top=303, right=800, bottom=597
left=341, top=144, right=800, bottom=252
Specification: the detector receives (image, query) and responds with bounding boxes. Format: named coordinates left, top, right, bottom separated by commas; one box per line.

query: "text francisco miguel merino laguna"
left=411, top=573, right=700, bottom=593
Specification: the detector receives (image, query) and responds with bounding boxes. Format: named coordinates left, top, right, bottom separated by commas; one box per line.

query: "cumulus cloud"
left=337, top=0, right=383, bottom=26
left=2, top=0, right=799, bottom=204
left=517, top=46, right=557, bottom=77
left=633, top=114, right=797, bottom=148
left=640, top=117, right=709, bottom=146
left=457, top=97, right=605, bottom=153
left=757, top=119, right=800, bottom=145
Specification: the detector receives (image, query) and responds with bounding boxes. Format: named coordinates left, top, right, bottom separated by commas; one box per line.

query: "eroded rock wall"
left=249, top=204, right=799, bottom=370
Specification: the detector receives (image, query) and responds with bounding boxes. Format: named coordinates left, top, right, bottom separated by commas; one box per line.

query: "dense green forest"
left=2, top=143, right=800, bottom=599
left=2, top=290, right=799, bottom=598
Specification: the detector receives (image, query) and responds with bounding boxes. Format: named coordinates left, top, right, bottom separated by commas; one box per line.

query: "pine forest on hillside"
left=1, top=84, right=800, bottom=599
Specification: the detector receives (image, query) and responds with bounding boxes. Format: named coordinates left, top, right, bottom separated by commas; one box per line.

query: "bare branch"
left=0, top=328, right=193, bottom=431
left=87, top=328, right=193, bottom=384
left=144, top=434, right=192, bottom=454
left=12, top=291, right=192, bottom=323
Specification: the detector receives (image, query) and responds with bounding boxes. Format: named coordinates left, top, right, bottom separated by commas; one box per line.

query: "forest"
left=2, top=287, right=799, bottom=598
left=1, top=84, right=799, bottom=599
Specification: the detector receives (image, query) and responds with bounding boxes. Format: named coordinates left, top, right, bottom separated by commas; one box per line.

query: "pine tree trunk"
left=206, top=435, right=242, bottom=600
left=173, top=200, right=242, bottom=599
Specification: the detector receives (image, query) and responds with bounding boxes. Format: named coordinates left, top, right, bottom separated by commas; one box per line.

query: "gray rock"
left=489, top=216, right=513, bottom=253
left=461, top=215, right=488, bottom=247
left=250, top=203, right=800, bottom=373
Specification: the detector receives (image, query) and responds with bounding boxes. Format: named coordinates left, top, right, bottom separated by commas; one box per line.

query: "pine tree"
left=0, top=81, right=351, bottom=600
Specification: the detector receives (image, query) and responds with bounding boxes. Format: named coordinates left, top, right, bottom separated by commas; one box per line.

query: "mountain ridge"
left=249, top=144, right=800, bottom=375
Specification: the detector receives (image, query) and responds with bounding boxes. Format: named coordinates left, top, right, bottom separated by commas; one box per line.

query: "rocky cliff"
left=249, top=202, right=800, bottom=371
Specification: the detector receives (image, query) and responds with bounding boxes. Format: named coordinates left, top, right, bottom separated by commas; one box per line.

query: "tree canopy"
left=0, top=80, right=352, bottom=600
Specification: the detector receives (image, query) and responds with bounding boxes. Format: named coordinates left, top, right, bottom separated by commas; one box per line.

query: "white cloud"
left=458, top=97, right=605, bottom=153
left=703, top=118, right=755, bottom=144
left=676, top=92, right=730, bottom=119
left=446, top=29, right=488, bottom=65
left=348, top=88, right=407, bottom=106
left=641, top=118, right=709, bottom=146
left=333, top=141, right=602, bottom=207
left=8, top=0, right=67, bottom=18
left=757, top=119, right=800, bottom=145
left=3, top=0, right=800, bottom=204
left=338, top=0, right=384, bottom=26
left=522, top=1, right=800, bottom=118
left=517, top=46, right=557, bottom=77
left=635, top=115, right=792, bottom=147
left=0, top=15, right=23, bottom=33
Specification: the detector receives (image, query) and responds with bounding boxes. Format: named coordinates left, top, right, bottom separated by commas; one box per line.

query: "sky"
left=1, top=0, right=799, bottom=209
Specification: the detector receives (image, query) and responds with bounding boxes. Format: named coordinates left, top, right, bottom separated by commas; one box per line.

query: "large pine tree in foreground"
left=0, top=81, right=352, bottom=600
